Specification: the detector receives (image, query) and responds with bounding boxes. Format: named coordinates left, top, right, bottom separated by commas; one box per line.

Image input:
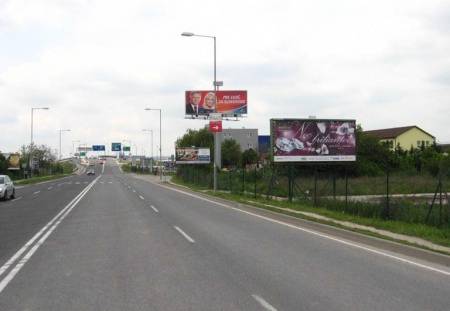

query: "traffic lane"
left=0, top=173, right=99, bottom=268
left=0, top=172, right=259, bottom=311
left=126, top=176, right=450, bottom=311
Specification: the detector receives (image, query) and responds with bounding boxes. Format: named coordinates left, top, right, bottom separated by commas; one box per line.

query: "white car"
left=0, top=175, right=15, bottom=200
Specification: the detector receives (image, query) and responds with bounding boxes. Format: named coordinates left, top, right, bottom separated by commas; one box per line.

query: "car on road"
left=0, top=175, right=15, bottom=200
left=86, top=169, right=95, bottom=175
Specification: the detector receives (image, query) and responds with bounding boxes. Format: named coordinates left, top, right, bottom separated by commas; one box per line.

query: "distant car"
left=86, top=170, right=95, bottom=175
left=0, top=175, right=15, bottom=200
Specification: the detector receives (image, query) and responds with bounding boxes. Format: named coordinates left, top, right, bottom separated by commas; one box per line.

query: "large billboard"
left=185, top=90, right=247, bottom=117
left=7, top=153, right=20, bottom=170
left=271, top=119, right=356, bottom=162
left=176, top=147, right=211, bottom=164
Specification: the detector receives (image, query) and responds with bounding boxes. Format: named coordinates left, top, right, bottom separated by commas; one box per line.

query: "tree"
left=241, top=148, right=258, bottom=167
left=221, top=139, right=241, bottom=168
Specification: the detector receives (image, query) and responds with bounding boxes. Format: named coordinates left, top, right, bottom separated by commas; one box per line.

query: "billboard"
left=185, top=90, right=247, bottom=117
left=271, top=119, right=356, bottom=162
left=111, top=143, right=121, bottom=152
left=7, top=153, right=20, bottom=170
left=176, top=147, right=211, bottom=164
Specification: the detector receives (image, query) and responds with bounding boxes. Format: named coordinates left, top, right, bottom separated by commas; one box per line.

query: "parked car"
left=86, top=169, right=95, bottom=175
left=0, top=175, right=15, bottom=200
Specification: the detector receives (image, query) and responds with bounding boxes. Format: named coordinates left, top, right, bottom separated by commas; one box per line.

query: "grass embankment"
left=14, top=173, right=72, bottom=185
left=172, top=176, right=450, bottom=250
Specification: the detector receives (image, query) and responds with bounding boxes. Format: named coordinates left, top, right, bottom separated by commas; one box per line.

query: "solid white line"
left=139, top=195, right=145, bottom=200
left=252, top=295, right=278, bottom=311
left=155, top=183, right=450, bottom=277
left=11, top=197, right=22, bottom=202
left=150, top=205, right=159, bottom=213
left=0, top=176, right=99, bottom=293
left=33, top=191, right=40, bottom=195
left=0, top=177, right=99, bottom=280
left=174, top=226, right=195, bottom=243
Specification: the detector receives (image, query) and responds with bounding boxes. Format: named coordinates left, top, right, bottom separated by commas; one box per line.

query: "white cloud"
left=1, top=0, right=450, bottom=158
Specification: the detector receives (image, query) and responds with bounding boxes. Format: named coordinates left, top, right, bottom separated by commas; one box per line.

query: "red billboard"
left=271, top=119, right=356, bottom=162
left=185, top=90, right=247, bottom=117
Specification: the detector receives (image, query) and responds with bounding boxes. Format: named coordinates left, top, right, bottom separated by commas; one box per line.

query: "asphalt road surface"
left=0, top=159, right=449, bottom=311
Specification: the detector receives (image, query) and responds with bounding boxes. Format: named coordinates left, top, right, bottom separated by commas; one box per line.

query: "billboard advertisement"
left=176, top=147, right=211, bottom=164
left=271, top=119, right=356, bottom=162
left=7, top=153, right=20, bottom=170
left=185, top=90, right=247, bottom=117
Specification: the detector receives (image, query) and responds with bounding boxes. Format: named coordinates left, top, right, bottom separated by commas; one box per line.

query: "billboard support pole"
left=313, top=167, right=318, bottom=207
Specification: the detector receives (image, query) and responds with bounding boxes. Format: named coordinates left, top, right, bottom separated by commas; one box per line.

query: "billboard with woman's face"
left=271, top=119, right=356, bottom=162
left=185, top=90, right=247, bottom=117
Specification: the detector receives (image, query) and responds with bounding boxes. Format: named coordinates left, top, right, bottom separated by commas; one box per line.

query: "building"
left=364, top=126, right=435, bottom=151
left=258, top=135, right=270, bottom=157
left=219, top=128, right=258, bottom=152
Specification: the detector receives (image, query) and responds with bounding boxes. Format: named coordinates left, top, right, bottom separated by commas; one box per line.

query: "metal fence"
left=177, top=164, right=450, bottom=227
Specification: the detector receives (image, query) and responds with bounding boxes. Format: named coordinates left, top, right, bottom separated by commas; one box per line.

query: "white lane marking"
left=75, top=182, right=80, bottom=185
left=33, top=191, right=40, bottom=195
left=150, top=205, right=159, bottom=213
left=132, top=189, right=136, bottom=193
left=84, top=181, right=88, bottom=184
left=252, top=295, right=278, bottom=311
left=102, top=163, right=105, bottom=174
left=0, top=177, right=100, bottom=280
left=139, top=195, right=145, bottom=200
left=155, top=183, right=450, bottom=277
left=174, top=226, right=195, bottom=243
left=57, top=183, right=64, bottom=187
left=47, top=186, right=53, bottom=190
left=100, top=181, right=104, bottom=184
left=11, top=197, right=22, bottom=202
left=108, top=181, right=112, bottom=184
left=67, top=182, right=72, bottom=185
left=0, top=177, right=100, bottom=293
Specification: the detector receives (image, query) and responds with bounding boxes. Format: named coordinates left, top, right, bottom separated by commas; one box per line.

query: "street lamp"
left=142, top=129, right=154, bottom=159
left=59, top=129, right=71, bottom=160
left=72, top=140, right=80, bottom=157
left=181, top=31, right=220, bottom=191
left=145, top=108, right=162, bottom=181
left=30, top=107, right=50, bottom=176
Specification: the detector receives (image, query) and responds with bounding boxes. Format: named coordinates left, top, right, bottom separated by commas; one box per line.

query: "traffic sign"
left=80, top=152, right=86, bottom=157
left=123, top=146, right=131, bottom=152
left=209, top=120, right=222, bottom=132
left=111, top=143, right=122, bottom=151
left=92, top=145, right=105, bottom=151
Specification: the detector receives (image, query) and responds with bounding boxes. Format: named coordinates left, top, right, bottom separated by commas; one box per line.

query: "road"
left=0, top=159, right=449, bottom=310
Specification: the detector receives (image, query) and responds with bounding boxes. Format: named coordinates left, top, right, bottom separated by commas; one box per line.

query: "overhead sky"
left=1, top=0, right=449, bottom=157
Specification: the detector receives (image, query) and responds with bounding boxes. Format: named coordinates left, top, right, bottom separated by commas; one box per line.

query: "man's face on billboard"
left=192, top=93, right=201, bottom=106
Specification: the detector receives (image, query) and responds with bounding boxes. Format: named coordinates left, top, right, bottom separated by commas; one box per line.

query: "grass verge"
left=14, top=174, right=72, bottom=185
left=171, top=176, right=450, bottom=251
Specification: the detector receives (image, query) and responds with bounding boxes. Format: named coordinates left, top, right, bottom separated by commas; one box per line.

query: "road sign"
left=111, top=143, right=121, bottom=151
left=209, top=120, right=222, bottom=133
left=92, top=145, right=106, bottom=151
left=209, top=113, right=222, bottom=120
left=123, top=146, right=131, bottom=152
left=80, top=152, right=86, bottom=157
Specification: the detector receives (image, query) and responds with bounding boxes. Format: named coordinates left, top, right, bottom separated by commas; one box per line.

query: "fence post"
left=385, top=168, right=390, bottom=219
left=254, top=165, right=257, bottom=198
left=345, top=167, right=348, bottom=208
left=314, top=167, right=318, bottom=207
left=229, top=170, right=232, bottom=192
left=242, top=168, right=245, bottom=193
left=333, top=169, right=336, bottom=200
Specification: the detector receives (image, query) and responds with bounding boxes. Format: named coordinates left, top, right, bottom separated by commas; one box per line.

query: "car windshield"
left=0, top=177, right=4, bottom=184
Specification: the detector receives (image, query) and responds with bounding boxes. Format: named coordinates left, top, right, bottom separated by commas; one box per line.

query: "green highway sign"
left=80, top=152, right=86, bottom=157
left=123, top=146, right=131, bottom=152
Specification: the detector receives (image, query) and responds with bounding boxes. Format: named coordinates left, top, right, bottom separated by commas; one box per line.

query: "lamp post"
left=59, top=129, right=71, bottom=160
left=142, top=129, right=154, bottom=159
left=72, top=140, right=80, bottom=157
left=30, top=107, right=50, bottom=176
left=144, top=108, right=162, bottom=181
left=181, top=32, right=220, bottom=191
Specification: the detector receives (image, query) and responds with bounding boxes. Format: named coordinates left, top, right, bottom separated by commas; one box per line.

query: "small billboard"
left=185, top=90, right=247, bottom=117
left=176, top=147, right=211, bottom=164
left=271, top=119, right=356, bottom=162
left=7, top=153, right=20, bottom=170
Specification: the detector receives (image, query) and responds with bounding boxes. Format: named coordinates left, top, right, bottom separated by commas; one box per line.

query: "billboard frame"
left=184, top=90, right=248, bottom=119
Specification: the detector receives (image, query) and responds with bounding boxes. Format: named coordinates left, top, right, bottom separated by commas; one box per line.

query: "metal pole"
left=59, top=130, right=62, bottom=160
left=213, top=36, right=218, bottom=192
left=159, top=109, right=162, bottom=181
left=29, top=108, right=34, bottom=176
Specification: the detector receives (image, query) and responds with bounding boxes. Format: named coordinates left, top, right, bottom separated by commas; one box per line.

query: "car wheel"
left=10, top=189, right=15, bottom=199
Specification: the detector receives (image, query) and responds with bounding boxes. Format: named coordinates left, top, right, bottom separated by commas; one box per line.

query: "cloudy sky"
left=1, top=0, right=449, bottom=157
